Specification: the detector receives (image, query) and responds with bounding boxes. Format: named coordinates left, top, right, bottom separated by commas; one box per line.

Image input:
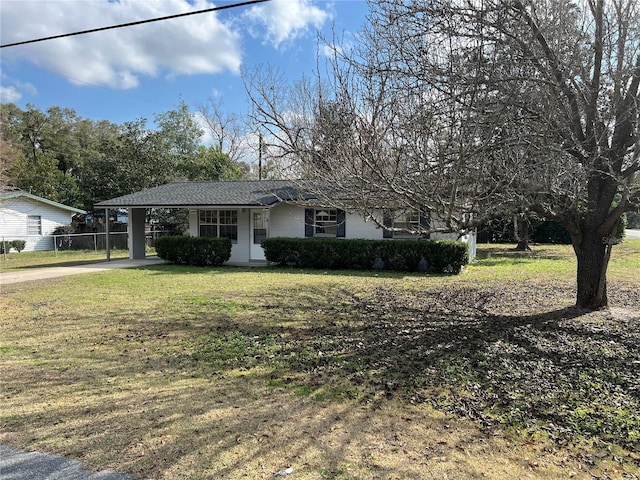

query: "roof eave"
left=1, top=191, right=86, bottom=214
left=93, top=202, right=280, bottom=209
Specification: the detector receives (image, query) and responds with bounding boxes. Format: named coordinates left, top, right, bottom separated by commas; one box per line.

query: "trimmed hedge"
left=155, top=236, right=232, bottom=266
left=262, top=237, right=468, bottom=274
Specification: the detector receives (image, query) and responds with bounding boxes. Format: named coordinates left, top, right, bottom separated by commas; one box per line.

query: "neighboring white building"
left=96, top=180, right=476, bottom=264
left=0, top=189, right=86, bottom=252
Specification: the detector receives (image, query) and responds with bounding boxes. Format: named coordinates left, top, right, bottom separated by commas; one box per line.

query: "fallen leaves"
left=182, top=277, right=640, bottom=460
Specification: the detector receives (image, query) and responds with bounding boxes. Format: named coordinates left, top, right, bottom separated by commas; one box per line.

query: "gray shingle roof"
left=94, top=180, right=314, bottom=208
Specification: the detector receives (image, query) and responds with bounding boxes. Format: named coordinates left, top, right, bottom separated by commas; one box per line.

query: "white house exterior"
left=96, top=180, right=476, bottom=264
left=0, top=190, right=86, bottom=252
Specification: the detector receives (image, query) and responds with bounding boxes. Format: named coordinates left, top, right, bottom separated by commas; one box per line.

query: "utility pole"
left=258, top=132, right=263, bottom=180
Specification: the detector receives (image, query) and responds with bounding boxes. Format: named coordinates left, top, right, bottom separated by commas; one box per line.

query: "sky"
left=0, top=0, right=370, bottom=129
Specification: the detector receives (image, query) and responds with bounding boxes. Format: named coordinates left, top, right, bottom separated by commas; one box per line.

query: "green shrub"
left=531, top=221, right=572, bottom=244
left=262, top=237, right=468, bottom=274
left=480, top=215, right=627, bottom=245
left=155, top=236, right=232, bottom=266
left=10, top=240, right=26, bottom=252
left=1, top=240, right=27, bottom=253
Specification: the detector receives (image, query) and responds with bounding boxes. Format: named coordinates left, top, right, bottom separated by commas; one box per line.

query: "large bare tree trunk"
left=573, top=230, right=610, bottom=310
left=514, top=215, right=531, bottom=252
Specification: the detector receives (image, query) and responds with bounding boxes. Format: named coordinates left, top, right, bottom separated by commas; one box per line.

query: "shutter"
left=420, top=209, right=431, bottom=239
left=383, top=211, right=393, bottom=239
left=336, top=209, right=346, bottom=237
left=304, top=208, right=314, bottom=237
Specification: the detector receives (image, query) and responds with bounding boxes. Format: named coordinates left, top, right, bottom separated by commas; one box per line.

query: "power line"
left=0, top=0, right=271, bottom=49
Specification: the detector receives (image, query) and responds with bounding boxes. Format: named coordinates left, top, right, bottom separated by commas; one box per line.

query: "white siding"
left=188, top=208, right=250, bottom=263
left=269, top=204, right=475, bottom=243
left=0, top=197, right=76, bottom=252
left=270, top=204, right=386, bottom=240
left=270, top=204, right=306, bottom=238
left=344, top=211, right=384, bottom=239
left=186, top=204, right=477, bottom=263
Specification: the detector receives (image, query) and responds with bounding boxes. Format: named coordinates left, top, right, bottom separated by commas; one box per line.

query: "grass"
left=0, top=241, right=639, bottom=479
left=0, top=249, right=130, bottom=272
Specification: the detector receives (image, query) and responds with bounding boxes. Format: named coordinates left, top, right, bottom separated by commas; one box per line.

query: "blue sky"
left=0, top=0, right=369, bottom=127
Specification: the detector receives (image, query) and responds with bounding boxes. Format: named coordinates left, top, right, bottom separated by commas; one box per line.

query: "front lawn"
left=0, top=249, right=130, bottom=272
left=0, top=241, right=638, bottom=479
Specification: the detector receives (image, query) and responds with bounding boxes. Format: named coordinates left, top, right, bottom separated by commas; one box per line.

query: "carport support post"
left=105, top=208, right=111, bottom=262
left=128, top=208, right=146, bottom=260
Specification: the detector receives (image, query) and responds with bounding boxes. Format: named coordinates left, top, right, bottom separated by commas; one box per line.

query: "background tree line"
left=0, top=101, right=251, bottom=211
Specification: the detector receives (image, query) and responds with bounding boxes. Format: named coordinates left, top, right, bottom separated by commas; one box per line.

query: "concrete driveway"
left=626, top=229, right=640, bottom=239
left=0, top=258, right=165, bottom=285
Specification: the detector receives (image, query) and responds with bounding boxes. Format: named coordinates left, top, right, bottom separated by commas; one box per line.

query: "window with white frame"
left=305, top=208, right=345, bottom=237
left=384, top=208, right=430, bottom=238
left=393, top=209, right=421, bottom=236
left=314, top=209, right=338, bottom=236
left=27, top=215, right=42, bottom=235
left=199, top=209, right=238, bottom=243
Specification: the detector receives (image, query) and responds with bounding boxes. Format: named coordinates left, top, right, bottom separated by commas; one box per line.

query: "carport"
left=94, top=180, right=302, bottom=262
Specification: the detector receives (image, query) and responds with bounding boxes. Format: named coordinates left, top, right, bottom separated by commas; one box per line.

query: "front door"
left=250, top=210, right=268, bottom=261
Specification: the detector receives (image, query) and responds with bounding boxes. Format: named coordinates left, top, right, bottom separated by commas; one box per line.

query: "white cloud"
left=244, top=0, right=331, bottom=48
left=320, top=42, right=340, bottom=58
left=0, top=85, right=22, bottom=103
left=193, top=111, right=215, bottom=145
left=0, top=74, right=38, bottom=103
left=0, top=0, right=243, bottom=90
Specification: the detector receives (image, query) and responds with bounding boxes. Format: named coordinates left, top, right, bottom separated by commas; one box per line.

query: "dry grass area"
left=0, top=241, right=639, bottom=479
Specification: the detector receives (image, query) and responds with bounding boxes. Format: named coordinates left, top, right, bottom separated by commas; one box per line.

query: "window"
left=383, top=209, right=430, bottom=239
left=393, top=209, right=421, bottom=236
left=199, top=209, right=238, bottom=243
left=253, top=212, right=267, bottom=244
left=315, top=209, right=338, bottom=236
left=305, top=208, right=345, bottom=237
left=27, top=215, right=42, bottom=235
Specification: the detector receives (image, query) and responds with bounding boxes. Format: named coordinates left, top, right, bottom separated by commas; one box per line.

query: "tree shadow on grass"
left=140, top=263, right=459, bottom=282
left=186, top=282, right=640, bottom=452
left=3, top=362, right=519, bottom=480
left=472, top=246, right=579, bottom=270
left=3, top=278, right=639, bottom=479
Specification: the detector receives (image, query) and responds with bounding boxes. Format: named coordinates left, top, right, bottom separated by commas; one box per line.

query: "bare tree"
left=196, top=97, right=249, bottom=164
left=424, top=0, right=640, bottom=310
left=244, top=61, right=481, bottom=234
left=245, top=0, right=640, bottom=310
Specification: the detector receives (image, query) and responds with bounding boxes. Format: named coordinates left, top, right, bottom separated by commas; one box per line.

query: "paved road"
left=0, top=445, right=141, bottom=480
left=0, top=258, right=165, bottom=285
left=626, top=229, right=640, bottom=239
